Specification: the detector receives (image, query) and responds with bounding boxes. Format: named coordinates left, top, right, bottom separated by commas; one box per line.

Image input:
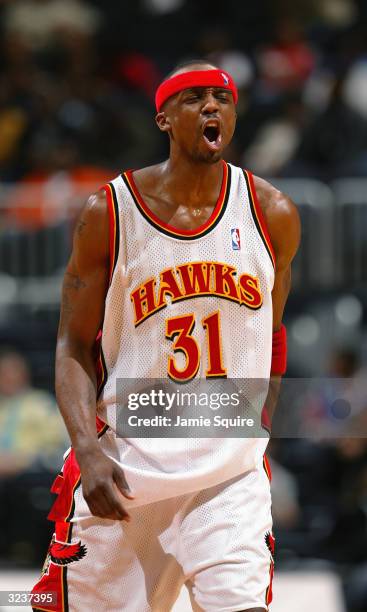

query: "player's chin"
left=194, top=149, right=223, bottom=164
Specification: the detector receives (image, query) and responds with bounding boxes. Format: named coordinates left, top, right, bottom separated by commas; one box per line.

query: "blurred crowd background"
left=0, top=1, right=367, bottom=610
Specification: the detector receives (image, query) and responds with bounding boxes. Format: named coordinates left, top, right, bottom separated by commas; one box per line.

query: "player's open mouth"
left=202, top=122, right=222, bottom=151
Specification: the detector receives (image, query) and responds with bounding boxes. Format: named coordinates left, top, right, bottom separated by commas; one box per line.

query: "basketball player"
left=32, top=61, right=300, bottom=611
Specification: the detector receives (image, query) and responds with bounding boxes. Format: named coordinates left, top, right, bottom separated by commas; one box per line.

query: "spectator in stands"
left=4, top=138, right=114, bottom=230
left=256, top=17, right=315, bottom=96
left=343, top=53, right=367, bottom=120
left=0, top=347, right=69, bottom=474
left=295, top=75, right=367, bottom=178
left=0, top=76, right=29, bottom=180
left=2, top=0, right=102, bottom=53
left=0, top=347, right=69, bottom=563
left=242, top=93, right=306, bottom=176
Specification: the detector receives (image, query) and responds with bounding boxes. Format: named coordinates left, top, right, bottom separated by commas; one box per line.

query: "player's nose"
left=201, top=92, right=220, bottom=114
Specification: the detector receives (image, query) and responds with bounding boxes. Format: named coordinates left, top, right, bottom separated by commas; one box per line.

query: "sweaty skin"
left=55, top=62, right=300, bottom=527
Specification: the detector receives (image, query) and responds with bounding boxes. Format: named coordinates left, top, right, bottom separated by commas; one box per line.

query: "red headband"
left=155, top=69, right=238, bottom=112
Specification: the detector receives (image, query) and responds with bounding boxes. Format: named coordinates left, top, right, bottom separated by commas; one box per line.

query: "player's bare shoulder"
left=253, top=175, right=301, bottom=266
left=58, top=188, right=110, bottom=340
left=72, top=189, right=110, bottom=269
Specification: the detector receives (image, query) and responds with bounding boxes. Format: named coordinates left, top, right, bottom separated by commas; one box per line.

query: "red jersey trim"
left=244, top=170, right=276, bottom=269
left=263, top=453, right=272, bottom=482
left=96, top=184, right=119, bottom=409
left=122, top=160, right=230, bottom=239
left=102, top=183, right=119, bottom=283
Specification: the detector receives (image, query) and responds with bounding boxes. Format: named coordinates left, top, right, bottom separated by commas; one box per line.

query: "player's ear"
left=156, top=112, right=171, bottom=133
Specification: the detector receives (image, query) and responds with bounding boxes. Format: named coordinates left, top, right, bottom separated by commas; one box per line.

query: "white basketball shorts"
left=32, top=453, right=274, bottom=612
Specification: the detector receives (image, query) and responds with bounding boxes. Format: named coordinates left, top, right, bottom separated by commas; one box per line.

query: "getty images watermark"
left=113, top=377, right=367, bottom=439
left=115, top=378, right=266, bottom=438
left=127, top=387, right=256, bottom=430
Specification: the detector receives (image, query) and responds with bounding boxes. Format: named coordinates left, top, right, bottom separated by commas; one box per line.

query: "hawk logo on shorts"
left=221, top=72, right=229, bottom=85
left=41, top=535, right=87, bottom=576
left=265, top=531, right=275, bottom=561
left=50, top=539, right=87, bottom=565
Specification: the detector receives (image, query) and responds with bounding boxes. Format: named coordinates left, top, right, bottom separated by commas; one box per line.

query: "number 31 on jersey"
left=165, top=311, right=227, bottom=381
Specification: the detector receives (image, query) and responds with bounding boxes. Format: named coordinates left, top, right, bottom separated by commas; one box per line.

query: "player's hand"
left=76, top=447, right=134, bottom=521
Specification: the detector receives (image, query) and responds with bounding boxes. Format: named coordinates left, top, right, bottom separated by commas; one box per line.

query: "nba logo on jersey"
left=221, top=72, right=229, bottom=85
left=231, top=228, right=241, bottom=250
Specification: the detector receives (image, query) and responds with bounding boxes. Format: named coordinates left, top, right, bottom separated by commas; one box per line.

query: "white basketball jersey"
left=95, top=161, right=275, bottom=507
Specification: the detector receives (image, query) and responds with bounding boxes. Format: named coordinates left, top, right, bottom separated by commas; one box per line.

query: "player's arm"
left=56, top=191, right=133, bottom=521
left=254, top=177, right=301, bottom=421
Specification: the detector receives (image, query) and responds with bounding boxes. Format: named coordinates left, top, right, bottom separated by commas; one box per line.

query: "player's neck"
left=160, top=155, right=224, bottom=209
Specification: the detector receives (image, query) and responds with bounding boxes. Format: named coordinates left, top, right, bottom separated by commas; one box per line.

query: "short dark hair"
left=165, top=58, right=218, bottom=80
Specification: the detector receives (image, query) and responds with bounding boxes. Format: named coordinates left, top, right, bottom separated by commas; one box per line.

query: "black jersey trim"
left=243, top=170, right=275, bottom=269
